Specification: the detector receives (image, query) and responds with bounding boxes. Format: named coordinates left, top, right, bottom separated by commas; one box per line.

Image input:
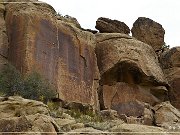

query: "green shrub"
left=0, top=64, right=24, bottom=96
left=22, top=71, right=57, bottom=103
left=0, top=64, right=57, bottom=103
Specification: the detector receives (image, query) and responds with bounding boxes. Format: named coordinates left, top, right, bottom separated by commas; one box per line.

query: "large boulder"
left=153, top=101, right=180, bottom=131
left=0, top=96, right=50, bottom=118
left=5, top=2, right=100, bottom=111
left=95, top=33, right=168, bottom=120
left=95, top=17, right=130, bottom=34
left=160, top=47, right=180, bottom=109
left=0, top=96, right=60, bottom=134
left=0, top=114, right=59, bottom=134
left=131, top=17, right=165, bottom=51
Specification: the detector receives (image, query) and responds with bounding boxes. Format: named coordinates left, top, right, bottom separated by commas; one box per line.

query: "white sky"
left=41, top=0, right=180, bottom=48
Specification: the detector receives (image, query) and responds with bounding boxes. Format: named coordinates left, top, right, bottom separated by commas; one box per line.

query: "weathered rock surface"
left=57, top=15, right=81, bottom=29
left=95, top=17, right=130, bottom=34
left=160, top=47, right=180, bottom=69
left=0, top=114, right=59, bottom=134
left=0, top=96, right=60, bottom=134
left=95, top=33, right=168, bottom=121
left=64, top=127, right=105, bottom=135
left=1, top=96, right=179, bottom=134
left=109, top=124, right=167, bottom=135
left=160, top=47, right=180, bottom=109
left=0, top=96, right=49, bottom=118
left=95, top=33, right=166, bottom=85
left=154, top=101, right=180, bottom=132
left=0, top=3, right=8, bottom=70
left=5, top=1, right=99, bottom=111
left=131, top=17, right=165, bottom=51
left=54, top=118, right=79, bottom=132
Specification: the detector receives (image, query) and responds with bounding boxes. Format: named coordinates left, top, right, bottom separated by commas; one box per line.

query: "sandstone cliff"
left=5, top=1, right=100, bottom=111
left=0, top=0, right=180, bottom=134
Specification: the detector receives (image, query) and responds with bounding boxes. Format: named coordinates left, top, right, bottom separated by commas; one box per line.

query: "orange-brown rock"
left=95, top=17, right=130, bottom=34
left=131, top=17, right=165, bottom=51
left=0, top=96, right=60, bottom=134
left=160, top=47, right=180, bottom=109
left=153, top=101, right=180, bottom=130
left=0, top=4, right=8, bottom=69
left=57, top=15, right=81, bottom=29
left=5, top=2, right=100, bottom=111
left=95, top=33, right=168, bottom=117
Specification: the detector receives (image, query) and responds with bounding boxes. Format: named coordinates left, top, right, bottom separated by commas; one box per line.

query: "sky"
left=41, top=0, right=180, bottom=48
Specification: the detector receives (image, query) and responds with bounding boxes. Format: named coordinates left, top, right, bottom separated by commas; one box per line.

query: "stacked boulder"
left=131, top=17, right=165, bottom=52
left=95, top=32, right=168, bottom=125
left=96, top=17, right=130, bottom=34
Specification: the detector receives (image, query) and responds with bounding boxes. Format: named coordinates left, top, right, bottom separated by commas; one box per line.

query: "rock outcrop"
left=0, top=96, right=60, bottom=134
left=57, top=14, right=81, bottom=29
left=1, top=96, right=171, bottom=134
left=153, top=101, right=180, bottom=132
left=0, top=0, right=180, bottom=134
left=0, top=3, right=8, bottom=70
left=5, top=1, right=99, bottom=111
left=95, top=17, right=130, bottom=34
left=160, top=47, right=180, bottom=109
left=131, top=17, right=165, bottom=51
left=95, top=33, right=168, bottom=121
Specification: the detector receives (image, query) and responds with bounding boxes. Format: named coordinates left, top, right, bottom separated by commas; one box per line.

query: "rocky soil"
left=0, top=96, right=179, bottom=135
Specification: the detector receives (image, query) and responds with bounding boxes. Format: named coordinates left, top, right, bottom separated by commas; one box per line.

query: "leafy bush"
left=0, top=64, right=23, bottom=96
left=22, top=71, right=57, bottom=103
left=0, top=64, right=57, bottom=103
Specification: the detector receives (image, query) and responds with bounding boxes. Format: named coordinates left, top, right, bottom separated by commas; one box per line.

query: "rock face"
left=5, top=2, right=99, bottom=111
left=153, top=101, right=180, bottom=131
left=0, top=4, right=8, bottom=70
left=95, top=33, right=168, bottom=120
left=160, top=47, right=180, bottom=109
left=131, top=17, right=165, bottom=51
left=0, top=0, right=180, bottom=133
left=0, top=96, right=60, bottom=134
left=95, top=17, right=130, bottom=34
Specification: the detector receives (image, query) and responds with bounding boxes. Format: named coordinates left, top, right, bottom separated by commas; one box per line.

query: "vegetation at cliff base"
left=0, top=64, right=56, bottom=103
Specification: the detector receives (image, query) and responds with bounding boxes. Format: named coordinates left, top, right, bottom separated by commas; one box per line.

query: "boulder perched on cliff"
left=5, top=1, right=99, bottom=111
left=95, top=17, right=130, bottom=34
left=95, top=33, right=168, bottom=121
left=131, top=17, right=165, bottom=51
left=160, top=47, right=180, bottom=109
